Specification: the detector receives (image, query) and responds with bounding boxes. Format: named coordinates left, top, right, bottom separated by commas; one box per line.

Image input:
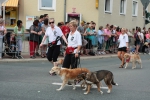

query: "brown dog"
left=49, top=66, right=90, bottom=91
left=76, top=70, right=118, bottom=94
left=124, top=53, right=142, bottom=69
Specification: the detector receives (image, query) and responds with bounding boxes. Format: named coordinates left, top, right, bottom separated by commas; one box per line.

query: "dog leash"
left=73, top=54, right=81, bottom=68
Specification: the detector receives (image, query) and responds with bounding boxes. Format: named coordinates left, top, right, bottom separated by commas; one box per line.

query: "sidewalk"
left=0, top=54, right=117, bottom=63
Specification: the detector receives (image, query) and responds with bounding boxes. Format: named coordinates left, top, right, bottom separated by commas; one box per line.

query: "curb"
left=0, top=55, right=117, bottom=63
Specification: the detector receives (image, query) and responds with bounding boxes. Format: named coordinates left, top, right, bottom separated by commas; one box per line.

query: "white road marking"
left=52, top=82, right=108, bottom=89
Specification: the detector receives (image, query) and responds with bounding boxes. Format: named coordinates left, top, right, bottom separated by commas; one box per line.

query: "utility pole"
left=0, top=0, right=6, bottom=16
left=64, top=0, right=67, bottom=23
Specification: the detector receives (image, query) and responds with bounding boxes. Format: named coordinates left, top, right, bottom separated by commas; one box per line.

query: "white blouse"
left=67, top=30, right=82, bottom=53
left=45, top=25, right=63, bottom=45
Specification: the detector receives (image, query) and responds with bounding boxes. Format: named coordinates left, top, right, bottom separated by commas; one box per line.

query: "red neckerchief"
left=126, top=56, right=131, bottom=62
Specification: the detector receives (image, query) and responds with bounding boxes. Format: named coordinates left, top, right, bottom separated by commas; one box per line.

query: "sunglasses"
left=49, top=22, right=54, bottom=24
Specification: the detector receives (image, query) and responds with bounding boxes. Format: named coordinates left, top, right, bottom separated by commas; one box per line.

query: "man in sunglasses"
left=40, top=18, right=68, bottom=70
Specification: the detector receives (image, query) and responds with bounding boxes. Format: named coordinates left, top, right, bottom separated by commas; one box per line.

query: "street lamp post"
left=0, top=0, right=6, bottom=15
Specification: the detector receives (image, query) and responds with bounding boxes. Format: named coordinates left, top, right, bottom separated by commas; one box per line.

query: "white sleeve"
left=45, top=27, right=50, bottom=36
left=138, top=32, right=141, bottom=36
left=77, top=32, right=82, bottom=46
left=57, top=27, right=63, bottom=37
left=125, top=34, right=129, bottom=42
left=98, top=30, right=103, bottom=36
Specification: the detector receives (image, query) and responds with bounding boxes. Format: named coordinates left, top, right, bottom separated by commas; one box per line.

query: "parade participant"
left=14, top=20, right=25, bottom=58
left=117, top=28, right=129, bottom=68
left=40, top=18, right=68, bottom=67
left=62, top=20, right=82, bottom=69
left=0, top=19, right=7, bottom=60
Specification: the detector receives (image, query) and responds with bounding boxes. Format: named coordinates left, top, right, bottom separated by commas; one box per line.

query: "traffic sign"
left=141, top=0, right=150, bottom=9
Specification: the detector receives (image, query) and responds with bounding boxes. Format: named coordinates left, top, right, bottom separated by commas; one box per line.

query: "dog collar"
left=126, top=56, right=131, bottom=62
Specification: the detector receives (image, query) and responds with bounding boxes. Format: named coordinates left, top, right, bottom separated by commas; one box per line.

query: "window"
left=132, top=0, right=138, bottom=16
left=105, top=0, right=113, bottom=13
left=39, top=0, right=56, bottom=10
left=120, top=0, right=126, bottom=14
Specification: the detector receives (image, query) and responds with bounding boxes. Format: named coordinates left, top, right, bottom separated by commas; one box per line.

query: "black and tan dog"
left=76, top=70, right=118, bottom=94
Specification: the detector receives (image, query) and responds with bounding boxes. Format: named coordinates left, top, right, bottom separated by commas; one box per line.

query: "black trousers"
left=47, top=45, right=60, bottom=62
left=62, top=54, right=79, bottom=69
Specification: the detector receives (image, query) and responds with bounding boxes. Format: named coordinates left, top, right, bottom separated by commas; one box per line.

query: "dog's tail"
left=111, top=77, right=118, bottom=86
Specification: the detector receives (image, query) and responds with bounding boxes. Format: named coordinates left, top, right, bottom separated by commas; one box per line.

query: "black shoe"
left=30, top=56, right=35, bottom=59
left=36, top=52, right=40, bottom=56
left=18, top=56, right=23, bottom=59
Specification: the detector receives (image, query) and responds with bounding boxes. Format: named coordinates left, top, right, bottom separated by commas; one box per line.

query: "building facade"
left=1, top=0, right=150, bottom=30
left=98, top=0, right=150, bottom=30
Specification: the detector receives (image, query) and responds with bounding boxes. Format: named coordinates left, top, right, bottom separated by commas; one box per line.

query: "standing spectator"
left=104, top=24, right=111, bottom=53
left=35, top=15, right=44, bottom=57
left=14, top=20, right=25, bottom=58
left=57, top=22, right=62, bottom=28
left=40, top=18, right=68, bottom=67
left=29, top=20, right=42, bottom=59
left=43, top=14, right=49, bottom=19
left=116, top=27, right=121, bottom=38
left=97, top=26, right=105, bottom=54
left=139, top=30, right=144, bottom=52
left=146, top=28, right=150, bottom=43
left=117, top=28, right=129, bottom=68
left=62, top=20, right=82, bottom=69
left=142, top=27, right=147, bottom=42
left=92, top=22, right=96, bottom=31
left=132, top=28, right=137, bottom=46
left=39, top=15, right=44, bottom=27
left=77, top=21, right=85, bottom=55
left=135, top=27, right=142, bottom=54
left=84, top=24, right=94, bottom=55
left=61, top=22, right=70, bottom=38
left=126, top=29, right=134, bottom=46
left=111, top=25, right=117, bottom=53
left=41, top=18, right=49, bottom=58
left=77, top=21, right=85, bottom=36
left=0, top=19, right=7, bottom=60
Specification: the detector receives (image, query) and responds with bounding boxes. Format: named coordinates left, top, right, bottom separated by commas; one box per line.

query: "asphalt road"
left=0, top=55, right=150, bottom=100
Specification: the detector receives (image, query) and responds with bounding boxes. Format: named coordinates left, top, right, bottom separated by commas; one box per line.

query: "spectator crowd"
left=0, top=14, right=150, bottom=60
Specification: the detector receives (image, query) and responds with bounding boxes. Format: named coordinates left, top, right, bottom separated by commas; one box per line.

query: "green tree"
left=145, top=10, right=150, bottom=24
